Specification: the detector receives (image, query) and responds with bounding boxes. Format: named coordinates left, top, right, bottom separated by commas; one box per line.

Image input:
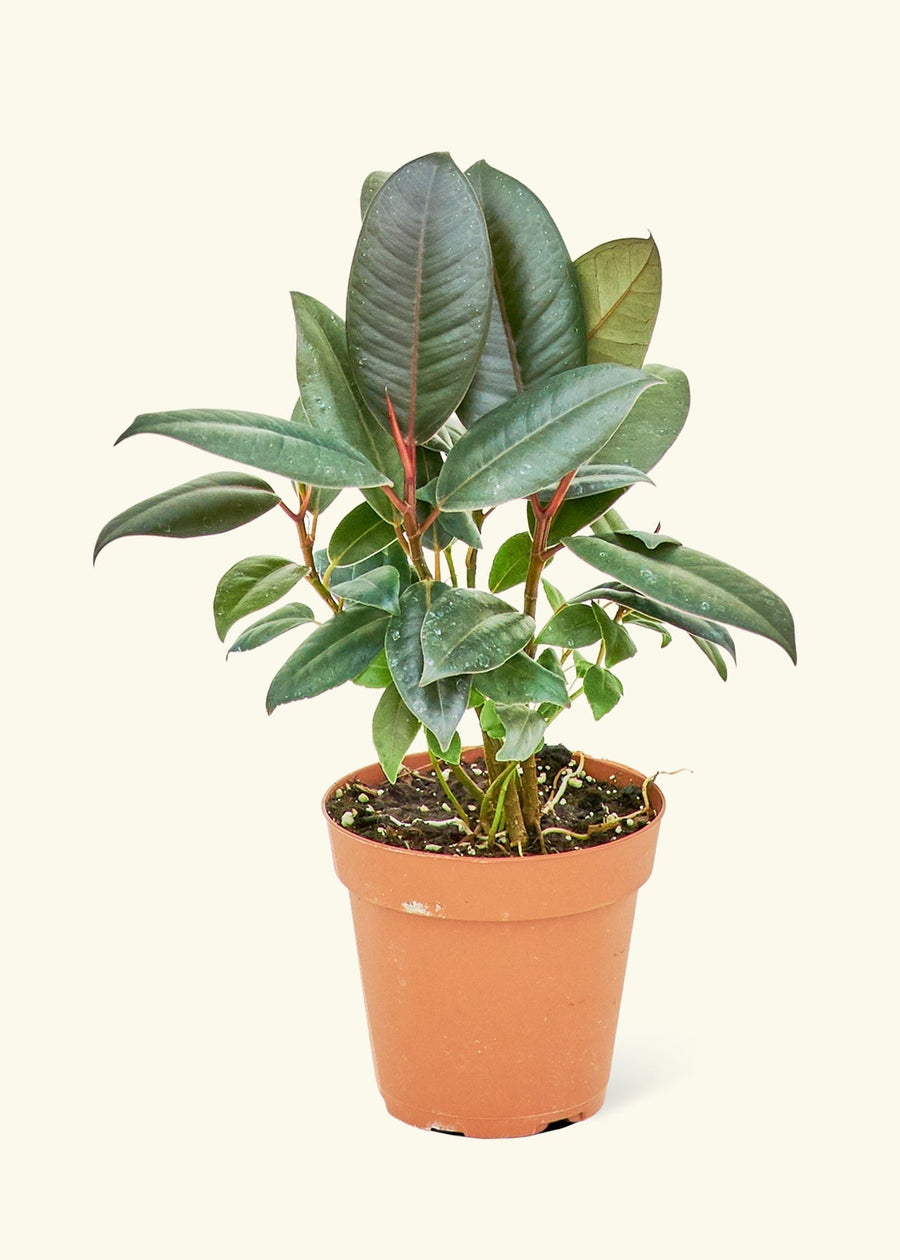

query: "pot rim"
left=322, top=746, right=666, bottom=865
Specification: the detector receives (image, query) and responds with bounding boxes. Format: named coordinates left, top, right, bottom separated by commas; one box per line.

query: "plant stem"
left=450, top=759, right=485, bottom=805
left=287, top=507, right=340, bottom=614
left=428, top=753, right=473, bottom=830
left=444, top=547, right=459, bottom=588
left=482, top=730, right=528, bottom=852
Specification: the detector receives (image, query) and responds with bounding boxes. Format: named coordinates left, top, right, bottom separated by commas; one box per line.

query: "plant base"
left=325, top=751, right=665, bottom=1139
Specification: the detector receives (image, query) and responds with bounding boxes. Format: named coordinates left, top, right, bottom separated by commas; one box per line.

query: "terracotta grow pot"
left=324, top=750, right=665, bottom=1139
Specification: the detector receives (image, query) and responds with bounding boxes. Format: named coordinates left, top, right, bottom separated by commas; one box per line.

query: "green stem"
left=450, top=760, right=485, bottom=806
left=428, top=753, right=472, bottom=830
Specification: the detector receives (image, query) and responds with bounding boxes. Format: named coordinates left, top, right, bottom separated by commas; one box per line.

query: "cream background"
left=3, top=2, right=897, bottom=1256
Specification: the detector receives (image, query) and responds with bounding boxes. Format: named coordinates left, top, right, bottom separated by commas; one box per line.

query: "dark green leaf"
left=459, top=161, right=586, bottom=426
left=330, top=564, right=401, bottom=614
left=384, top=582, right=471, bottom=750
left=692, top=636, right=729, bottom=680
left=227, top=603, right=316, bottom=654
left=419, top=588, right=534, bottom=685
left=544, top=366, right=689, bottom=544
left=582, top=665, right=624, bottom=719
left=493, top=704, right=547, bottom=761
left=94, top=472, right=280, bottom=561
left=565, top=532, right=796, bottom=662
left=573, top=581, right=736, bottom=660
left=537, top=604, right=603, bottom=649
left=614, top=528, right=680, bottom=549
left=478, top=698, right=506, bottom=742
left=327, top=502, right=396, bottom=568
left=213, top=555, right=308, bottom=641
left=373, top=683, right=421, bottom=783
left=117, top=409, right=386, bottom=489
left=476, top=652, right=568, bottom=708
left=539, top=463, right=651, bottom=502
left=290, top=293, right=403, bottom=503
left=347, top=152, right=493, bottom=442
left=592, top=604, right=637, bottom=667
left=576, top=236, right=662, bottom=367
left=489, top=532, right=532, bottom=592
left=436, top=365, right=660, bottom=511
left=266, top=607, right=389, bottom=711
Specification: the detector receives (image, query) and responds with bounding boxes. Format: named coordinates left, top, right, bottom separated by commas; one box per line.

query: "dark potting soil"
left=325, top=744, right=656, bottom=857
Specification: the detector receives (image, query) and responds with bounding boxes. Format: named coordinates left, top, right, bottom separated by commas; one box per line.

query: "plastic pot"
left=324, top=750, right=664, bottom=1139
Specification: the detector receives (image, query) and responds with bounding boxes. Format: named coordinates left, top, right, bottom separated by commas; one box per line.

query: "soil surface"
left=325, top=744, right=656, bottom=857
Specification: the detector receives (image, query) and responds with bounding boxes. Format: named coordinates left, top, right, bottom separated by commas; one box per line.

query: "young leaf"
left=227, top=603, right=316, bottom=654
left=116, top=410, right=386, bottom=489
left=436, top=364, right=661, bottom=511
left=538, top=464, right=651, bottom=502
left=330, top=565, right=401, bottom=614
left=565, top=532, right=796, bottom=662
left=475, top=652, right=569, bottom=708
left=213, top=556, right=308, bottom=641
left=592, top=604, right=637, bottom=668
left=488, top=532, right=532, bottom=592
left=458, top=160, right=586, bottom=426
left=478, top=698, right=506, bottom=743
left=541, top=579, right=565, bottom=612
left=327, top=502, right=396, bottom=568
left=347, top=152, right=493, bottom=442
left=94, top=472, right=281, bottom=560
left=576, top=236, right=662, bottom=368
left=536, top=604, right=603, bottom=649
left=419, top=588, right=534, bottom=685
left=621, top=610, right=672, bottom=648
left=384, top=582, right=471, bottom=750
left=266, top=607, right=389, bottom=712
left=493, top=704, right=547, bottom=761
left=583, top=666, right=624, bottom=720
left=373, top=683, right=421, bottom=783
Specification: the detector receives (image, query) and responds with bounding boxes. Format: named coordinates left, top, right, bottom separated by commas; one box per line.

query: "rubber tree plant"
left=95, top=152, right=796, bottom=855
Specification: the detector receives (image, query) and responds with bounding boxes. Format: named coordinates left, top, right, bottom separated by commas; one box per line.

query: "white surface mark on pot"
left=401, top=900, right=444, bottom=916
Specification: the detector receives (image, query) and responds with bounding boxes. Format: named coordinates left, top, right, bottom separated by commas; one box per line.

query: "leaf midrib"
left=585, top=246, right=655, bottom=343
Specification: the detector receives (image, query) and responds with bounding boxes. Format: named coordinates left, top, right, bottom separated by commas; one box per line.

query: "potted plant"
left=95, top=152, right=796, bottom=1138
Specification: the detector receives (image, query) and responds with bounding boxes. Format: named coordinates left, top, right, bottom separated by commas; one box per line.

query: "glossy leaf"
left=347, top=152, right=493, bottom=442
left=576, top=236, right=662, bottom=367
left=117, top=409, right=385, bottom=488
left=538, top=463, right=651, bottom=502
left=330, top=564, right=401, bottom=614
left=565, top=532, right=797, bottom=662
left=541, top=579, right=565, bottom=613
left=213, top=555, right=309, bottom=641
left=622, top=610, right=672, bottom=647
left=692, top=636, right=729, bottom=680
left=545, top=366, right=689, bottom=544
left=537, top=604, right=603, bottom=649
left=373, top=683, right=421, bottom=783
left=574, top=580, right=737, bottom=660
left=266, top=607, right=389, bottom=712
left=475, top=652, right=568, bottom=708
left=290, top=293, right=403, bottom=501
left=493, top=704, right=547, bottom=761
left=488, top=532, right=532, bottom=592
left=583, top=666, right=624, bottom=719
left=385, top=582, right=471, bottom=750
left=94, top=472, right=280, bottom=560
left=436, top=365, right=660, bottom=511
left=227, top=603, right=316, bottom=654
left=419, top=588, right=534, bottom=685
left=458, top=160, right=586, bottom=426
left=327, top=502, right=396, bottom=568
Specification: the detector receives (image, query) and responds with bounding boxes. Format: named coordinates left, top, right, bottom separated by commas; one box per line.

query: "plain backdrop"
left=3, top=1, right=897, bottom=1256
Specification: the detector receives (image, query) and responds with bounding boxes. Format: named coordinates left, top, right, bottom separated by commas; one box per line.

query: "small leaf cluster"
left=96, top=152, right=796, bottom=852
